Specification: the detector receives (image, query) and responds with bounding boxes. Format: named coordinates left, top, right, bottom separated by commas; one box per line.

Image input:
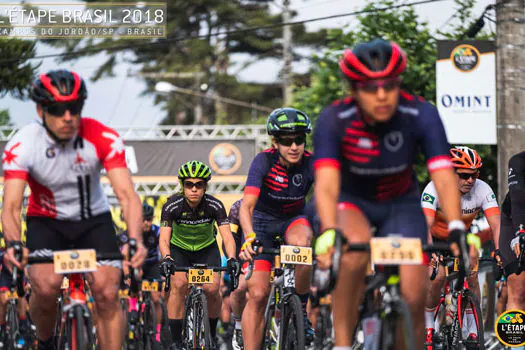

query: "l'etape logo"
left=495, top=310, right=525, bottom=346
left=450, top=44, right=480, bottom=72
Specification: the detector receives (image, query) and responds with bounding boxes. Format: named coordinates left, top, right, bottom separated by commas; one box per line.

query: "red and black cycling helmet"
left=30, top=69, right=87, bottom=105
left=339, top=38, right=407, bottom=82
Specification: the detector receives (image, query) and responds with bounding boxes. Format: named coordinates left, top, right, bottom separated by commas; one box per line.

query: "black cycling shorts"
left=0, top=265, right=13, bottom=290
left=143, top=261, right=161, bottom=281
left=499, top=211, right=519, bottom=277
left=170, top=242, right=221, bottom=268
left=26, top=212, right=120, bottom=264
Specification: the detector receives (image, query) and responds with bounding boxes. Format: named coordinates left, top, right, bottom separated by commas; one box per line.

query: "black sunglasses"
left=183, top=180, right=206, bottom=190
left=276, top=135, right=306, bottom=147
left=457, top=172, right=479, bottom=180
left=44, top=101, right=84, bottom=117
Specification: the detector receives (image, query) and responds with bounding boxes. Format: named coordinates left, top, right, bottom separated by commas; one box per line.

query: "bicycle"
left=18, top=247, right=124, bottom=350
left=5, top=243, right=29, bottom=350
left=310, top=291, right=333, bottom=350
left=163, top=263, right=236, bottom=349
left=244, top=237, right=313, bottom=350
left=429, top=253, right=489, bottom=349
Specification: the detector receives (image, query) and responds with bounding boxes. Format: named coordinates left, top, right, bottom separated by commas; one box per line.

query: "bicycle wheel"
left=159, top=301, right=172, bottom=349
left=67, top=305, right=89, bottom=350
left=192, top=292, right=212, bottom=349
left=142, top=298, right=157, bottom=350
left=5, top=301, right=19, bottom=350
left=279, top=294, right=305, bottom=350
left=459, top=291, right=485, bottom=350
left=262, top=294, right=278, bottom=350
left=379, top=299, right=415, bottom=350
left=433, top=299, right=452, bottom=350
left=319, top=305, right=333, bottom=348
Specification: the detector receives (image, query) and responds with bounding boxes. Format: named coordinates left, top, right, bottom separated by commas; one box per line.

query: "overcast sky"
left=1, top=0, right=494, bottom=128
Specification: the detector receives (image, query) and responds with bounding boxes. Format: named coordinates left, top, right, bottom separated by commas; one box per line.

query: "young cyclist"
left=239, top=108, right=315, bottom=349
left=313, top=38, right=465, bottom=348
left=158, top=161, right=239, bottom=349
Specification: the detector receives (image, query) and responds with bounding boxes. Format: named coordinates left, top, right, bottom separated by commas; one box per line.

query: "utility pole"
left=496, top=0, right=525, bottom=201
left=282, top=0, right=293, bottom=106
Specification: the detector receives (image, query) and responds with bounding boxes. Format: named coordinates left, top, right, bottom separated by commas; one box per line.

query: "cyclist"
left=158, top=160, right=239, bottom=349
left=1, top=69, right=147, bottom=350
left=421, top=146, right=500, bottom=346
left=119, top=202, right=164, bottom=342
left=500, top=151, right=525, bottom=311
left=313, top=38, right=465, bottom=348
left=239, top=108, right=315, bottom=350
left=227, top=198, right=246, bottom=350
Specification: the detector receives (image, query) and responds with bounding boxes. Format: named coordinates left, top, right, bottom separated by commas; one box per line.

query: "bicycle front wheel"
left=191, top=292, right=212, bottom=349
left=262, top=292, right=278, bottom=350
left=279, top=294, right=305, bottom=350
left=142, top=298, right=157, bottom=350
left=5, top=301, right=19, bottom=350
left=459, top=291, right=485, bottom=350
left=67, top=305, right=90, bottom=350
left=379, top=299, right=415, bottom=350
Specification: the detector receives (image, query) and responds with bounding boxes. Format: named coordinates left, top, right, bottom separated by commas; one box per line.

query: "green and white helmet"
left=178, top=160, right=212, bottom=182
left=266, top=108, right=312, bottom=136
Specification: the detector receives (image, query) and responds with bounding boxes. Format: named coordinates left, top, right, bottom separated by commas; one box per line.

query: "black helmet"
left=266, top=108, right=312, bottom=136
left=339, top=38, right=406, bottom=82
left=142, top=203, right=154, bottom=220
left=30, top=69, right=88, bottom=105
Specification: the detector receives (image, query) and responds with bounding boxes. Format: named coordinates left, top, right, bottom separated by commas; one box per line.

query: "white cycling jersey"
left=421, top=179, right=499, bottom=240
left=2, top=118, right=127, bottom=220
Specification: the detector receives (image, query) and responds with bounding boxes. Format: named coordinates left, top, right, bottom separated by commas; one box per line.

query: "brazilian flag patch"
left=422, top=193, right=435, bottom=204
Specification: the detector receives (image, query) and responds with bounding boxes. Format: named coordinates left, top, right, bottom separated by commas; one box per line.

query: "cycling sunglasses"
left=276, top=135, right=306, bottom=147
left=457, top=171, right=479, bottom=180
left=43, top=101, right=84, bottom=117
left=354, top=77, right=401, bottom=93
left=183, top=180, right=206, bottom=190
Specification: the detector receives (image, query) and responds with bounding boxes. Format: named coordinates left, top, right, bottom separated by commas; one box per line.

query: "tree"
left=43, top=0, right=327, bottom=125
left=293, top=0, right=497, bottom=192
left=0, top=39, right=39, bottom=99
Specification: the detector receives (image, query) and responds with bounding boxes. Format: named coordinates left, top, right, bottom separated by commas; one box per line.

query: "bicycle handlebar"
left=162, top=264, right=233, bottom=292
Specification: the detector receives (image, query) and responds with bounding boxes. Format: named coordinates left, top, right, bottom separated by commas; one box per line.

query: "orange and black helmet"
left=450, top=146, right=482, bottom=169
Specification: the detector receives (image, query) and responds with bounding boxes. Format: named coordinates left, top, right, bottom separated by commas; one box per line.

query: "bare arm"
left=314, top=167, right=340, bottom=231
left=486, top=214, right=501, bottom=250
left=1, top=179, right=28, bottom=269
left=424, top=213, right=436, bottom=244
left=239, top=194, right=258, bottom=238
left=218, top=224, right=236, bottom=259
left=430, top=169, right=461, bottom=223
left=159, top=226, right=172, bottom=258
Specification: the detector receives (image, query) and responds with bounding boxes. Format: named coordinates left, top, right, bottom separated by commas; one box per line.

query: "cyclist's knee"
left=341, top=249, right=368, bottom=272
left=92, top=286, right=119, bottom=310
left=248, top=283, right=270, bottom=307
left=152, top=292, right=161, bottom=303
left=203, top=282, right=220, bottom=297
left=286, top=225, right=313, bottom=247
left=173, top=274, right=188, bottom=292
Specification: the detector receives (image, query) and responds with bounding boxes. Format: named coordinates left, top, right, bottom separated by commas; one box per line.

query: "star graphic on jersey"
left=102, top=132, right=125, bottom=159
left=75, top=152, right=86, bottom=165
left=2, top=142, right=21, bottom=166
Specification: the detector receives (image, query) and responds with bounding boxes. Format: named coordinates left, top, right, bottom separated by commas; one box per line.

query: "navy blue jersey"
left=118, top=224, right=160, bottom=264
left=314, top=92, right=452, bottom=201
left=244, top=148, right=314, bottom=218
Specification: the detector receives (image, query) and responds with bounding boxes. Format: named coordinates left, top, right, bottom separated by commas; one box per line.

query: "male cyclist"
left=119, top=202, right=164, bottom=342
left=158, top=160, right=239, bottom=349
left=1, top=69, right=146, bottom=350
left=313, top=38, right=464, bottom=348
left=239, top=108, right=315, bottom=350
left=500, top=151, right=525, bottom=311
left=421, top=146, right=500, bottom=346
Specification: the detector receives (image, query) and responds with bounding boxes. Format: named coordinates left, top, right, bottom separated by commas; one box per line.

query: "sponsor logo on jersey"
left=275, top=176, right=284, bottom=183
left=422, top=193, right=435, bottom=204
left=46, top=147, right=56, bottom=159
left=384, top=131, right=403, bottom=152
left=292, top=174, right=303, bottom=187
left=462, top=207, right=479, bottom=214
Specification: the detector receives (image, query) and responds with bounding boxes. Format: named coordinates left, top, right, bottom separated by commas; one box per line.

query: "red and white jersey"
left=2, top=118, right=127, bottom=220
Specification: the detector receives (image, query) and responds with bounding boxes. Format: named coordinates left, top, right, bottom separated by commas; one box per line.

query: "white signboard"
left=436, top=40, right=496, bottom=144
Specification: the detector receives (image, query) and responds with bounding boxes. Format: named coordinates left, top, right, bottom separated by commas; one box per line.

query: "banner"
left=436, top=40, right=496, bottom=144
left=0, top=139, right=257, bottom=176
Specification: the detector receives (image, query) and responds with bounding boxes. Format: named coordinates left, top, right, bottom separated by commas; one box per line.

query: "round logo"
left=292, top=174, right=303, bottom=187
left=208, top=143, right=242, bottom=175
left=450, top=44, right=480, bottom=72
left=495, top=309, right=525, bottom=346
left=46, top=147, right=56, bottom=159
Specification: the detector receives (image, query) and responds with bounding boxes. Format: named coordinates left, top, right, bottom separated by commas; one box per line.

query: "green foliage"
left=293, top=0, right=497, bottom=190
left=0, top=38, right=39, bottom=99
left=0, top=109, right=14, bottom=127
